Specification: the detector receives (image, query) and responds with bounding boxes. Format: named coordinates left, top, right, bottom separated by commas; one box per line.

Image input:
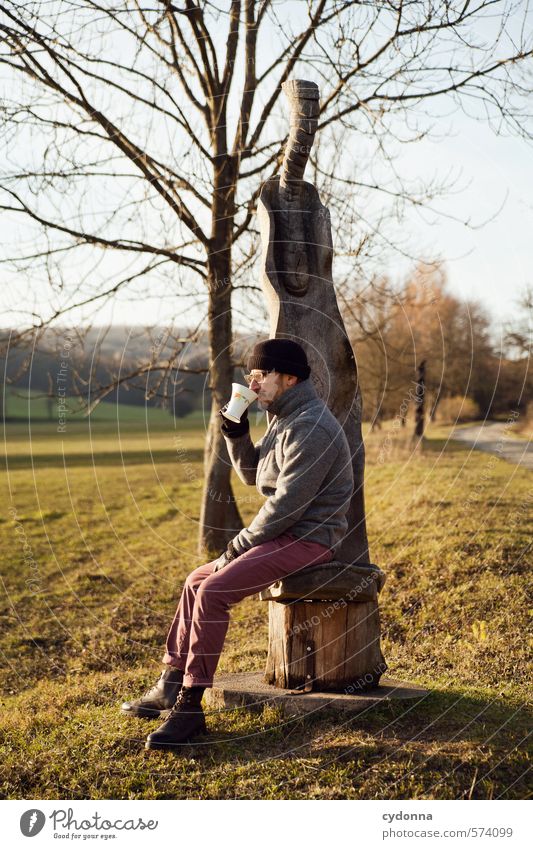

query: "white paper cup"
left=223, top=383, right=258, bottom=423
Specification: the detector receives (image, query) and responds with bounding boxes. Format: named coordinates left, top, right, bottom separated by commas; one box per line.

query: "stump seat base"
left=205, top=673, right=428, bottom=716
left=264, top=597, right=387, bottom=691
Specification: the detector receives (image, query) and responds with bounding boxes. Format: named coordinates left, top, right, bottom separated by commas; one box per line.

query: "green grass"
left=3, top=386, right=205, bottom=426
left=0, top=416, right=531, bottom=799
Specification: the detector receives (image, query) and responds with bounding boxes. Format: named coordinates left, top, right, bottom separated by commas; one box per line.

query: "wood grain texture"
left=264, top=600, right=386, bottom=691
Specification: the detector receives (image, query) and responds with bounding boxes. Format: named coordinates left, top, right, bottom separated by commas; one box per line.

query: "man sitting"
left=121, top=339, right=354, bottom=750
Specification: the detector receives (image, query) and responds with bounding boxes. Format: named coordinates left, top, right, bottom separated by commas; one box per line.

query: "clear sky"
left=21, top=112, right=526, bottom=335
left=4, top=113, right=529, bottom=335
left=1, top=3, right=531, bottom=335
left=388, top=111, right=532, bottom=329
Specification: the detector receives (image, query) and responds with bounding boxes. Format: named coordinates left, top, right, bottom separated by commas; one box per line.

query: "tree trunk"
left=198, top=247, right=243, bottom=556
left=414, top=360, right=426, bottom=439
left=430, top=388, right=441, bottom=422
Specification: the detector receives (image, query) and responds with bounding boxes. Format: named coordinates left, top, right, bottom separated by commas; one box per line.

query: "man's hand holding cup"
left=219, top=382, right=258, bottom=437
left=221, top=382, right=258, bottom=422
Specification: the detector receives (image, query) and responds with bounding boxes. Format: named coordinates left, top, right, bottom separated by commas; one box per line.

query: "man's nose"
left=250, top=378, right=261, bottom=390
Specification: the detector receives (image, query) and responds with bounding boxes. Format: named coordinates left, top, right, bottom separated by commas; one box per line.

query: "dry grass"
left=0, top=417, right=531, bottom=799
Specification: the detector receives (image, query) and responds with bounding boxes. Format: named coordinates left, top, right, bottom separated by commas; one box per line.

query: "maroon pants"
left=163, top=533, right=334, bottom=687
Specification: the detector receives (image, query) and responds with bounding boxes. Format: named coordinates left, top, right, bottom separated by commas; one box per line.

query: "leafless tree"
left=0, top=1, right=531, bottom=552
left=343, top=261, right=498, bottom=426
left=505, top=285, right=533, bottom=359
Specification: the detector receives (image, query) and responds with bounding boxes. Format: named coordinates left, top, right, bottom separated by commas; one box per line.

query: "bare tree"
left=505, top=285, right=533, bottom=359
left=343, top=261, right=498, bottom=426
left=0, top=1, right=531, bottom=552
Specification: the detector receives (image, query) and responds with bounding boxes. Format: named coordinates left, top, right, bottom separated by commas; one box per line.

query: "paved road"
left=451, top=422, right=533, bottom=470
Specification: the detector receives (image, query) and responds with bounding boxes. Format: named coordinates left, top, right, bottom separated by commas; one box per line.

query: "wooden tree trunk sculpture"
left=258, top=80, right=387, bottom=692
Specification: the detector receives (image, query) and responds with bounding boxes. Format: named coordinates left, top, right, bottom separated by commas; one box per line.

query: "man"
left=122, top=339, right=354, bottom=750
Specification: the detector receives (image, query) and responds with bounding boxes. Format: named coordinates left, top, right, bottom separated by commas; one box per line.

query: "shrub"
left=438, top=395, right=480, bottom=423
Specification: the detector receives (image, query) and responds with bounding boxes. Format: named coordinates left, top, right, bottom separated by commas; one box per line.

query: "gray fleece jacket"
left=223, top=378, right=354, bottom=556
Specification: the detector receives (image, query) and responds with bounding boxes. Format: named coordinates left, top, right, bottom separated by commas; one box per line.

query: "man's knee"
left=195, top=573, right=234, bottom=610
left=185, top=564, right=211, bottom=591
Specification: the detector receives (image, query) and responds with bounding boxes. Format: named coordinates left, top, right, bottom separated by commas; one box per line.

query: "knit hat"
left=246, top=339, right=311, bottom=380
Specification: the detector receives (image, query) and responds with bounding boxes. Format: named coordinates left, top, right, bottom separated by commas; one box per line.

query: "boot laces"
left=141, top=683, right=161, bottom=700
left=141, top=671, right=179, bottom=700
left=168, top=687, right=197, bottom=716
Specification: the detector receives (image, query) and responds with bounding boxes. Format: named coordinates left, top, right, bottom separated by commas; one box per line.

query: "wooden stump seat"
left=258, top=561, right=386, bottom=603
left=260, top=562, right=387, bottom=693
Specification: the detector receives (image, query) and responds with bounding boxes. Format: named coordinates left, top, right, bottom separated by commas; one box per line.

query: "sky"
left=38, top=114, right=529, bottom=334
left=1, top=2, right=531, bottom=335
left=390, top=111, right=532, bottom=327
left=4, top=109, right=528, bottom=335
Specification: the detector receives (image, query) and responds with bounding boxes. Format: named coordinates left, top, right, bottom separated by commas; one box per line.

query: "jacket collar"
left=267, top=378, right=318, bottom=419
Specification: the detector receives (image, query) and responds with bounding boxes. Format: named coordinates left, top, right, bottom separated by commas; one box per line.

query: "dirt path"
left=451, top=421, right=533, bottom=470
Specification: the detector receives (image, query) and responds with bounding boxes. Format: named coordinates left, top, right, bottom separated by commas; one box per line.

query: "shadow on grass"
left=101, top=685, right=527, bottom=761
left=202, top=686, right=531, bottom=747
left=189, top=686, right=530, bottom=797
left=0, top=680, right=529, bottom=799
left=421, top=438, right=471, bottom=453
left=2, top=449, right=204, bottom=470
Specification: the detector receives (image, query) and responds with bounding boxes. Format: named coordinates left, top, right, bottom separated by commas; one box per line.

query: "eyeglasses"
left=243, top=370, right=275, bottom=385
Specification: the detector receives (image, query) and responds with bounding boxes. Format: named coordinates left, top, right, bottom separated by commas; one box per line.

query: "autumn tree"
left=344, top=262, right=495, bottom=424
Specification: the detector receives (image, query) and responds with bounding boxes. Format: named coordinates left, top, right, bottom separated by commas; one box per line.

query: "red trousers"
left=163, top=533, right=334, bottom=687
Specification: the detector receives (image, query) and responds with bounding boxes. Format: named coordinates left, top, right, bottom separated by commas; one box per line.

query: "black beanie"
left=246, top=339, right=311, bottom=380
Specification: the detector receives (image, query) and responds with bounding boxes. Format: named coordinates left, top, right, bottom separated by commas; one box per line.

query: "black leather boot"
left=145, top=686, right=207, bottom=750
left=121, top=667, right=184, bottom=718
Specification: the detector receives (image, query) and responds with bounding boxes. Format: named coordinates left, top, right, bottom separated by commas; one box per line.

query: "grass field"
left=3, top=386, right=195, bottom=425
left=0, top=410, right=531, bottom=800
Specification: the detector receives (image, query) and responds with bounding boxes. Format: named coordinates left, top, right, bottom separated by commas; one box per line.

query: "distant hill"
left=1, top=326, right=256, bottom=421
left=1, top=326, right=208, bottom=419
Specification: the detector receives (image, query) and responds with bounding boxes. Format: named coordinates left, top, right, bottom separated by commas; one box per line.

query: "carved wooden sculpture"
left=258, top=80, right=387, bottom=692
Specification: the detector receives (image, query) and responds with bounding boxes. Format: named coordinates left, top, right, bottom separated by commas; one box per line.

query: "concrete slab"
left=205, top=672, right=429, bottom=716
